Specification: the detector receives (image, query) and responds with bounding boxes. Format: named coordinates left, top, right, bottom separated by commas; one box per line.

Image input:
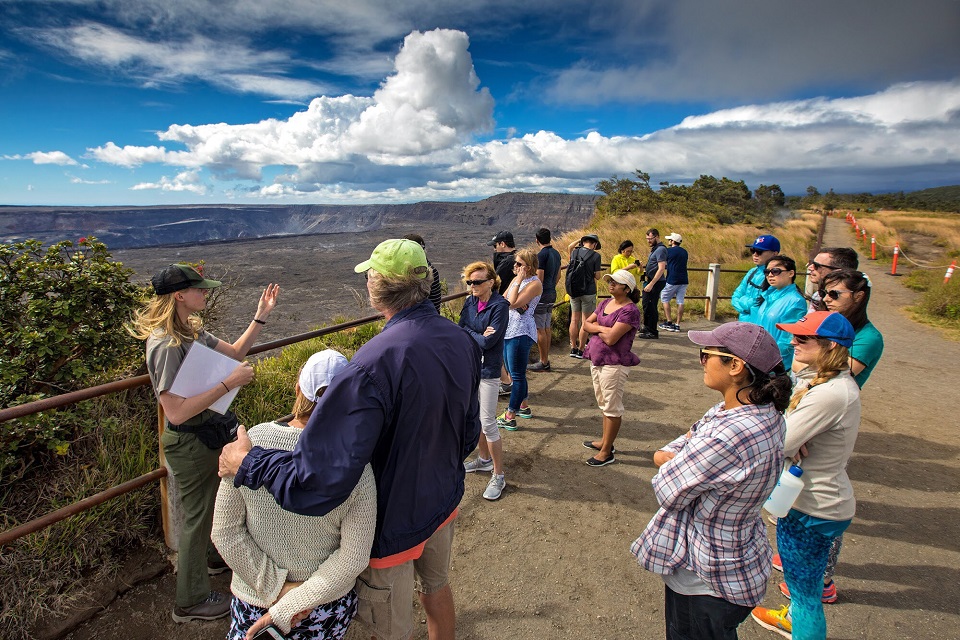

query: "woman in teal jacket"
left=732, top=235, right=781, bottom=322
left=754, top=256, right=807, bottom=368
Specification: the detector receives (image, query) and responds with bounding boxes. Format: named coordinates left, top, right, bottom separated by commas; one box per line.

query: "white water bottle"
left=764, top=464, right=804, bottom=518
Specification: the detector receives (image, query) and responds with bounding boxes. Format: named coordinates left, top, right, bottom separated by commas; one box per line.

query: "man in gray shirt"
left=639, top=228, right=667, bottom=338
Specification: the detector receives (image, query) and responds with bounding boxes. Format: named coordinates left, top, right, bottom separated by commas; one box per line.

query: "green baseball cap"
left=354, top=239, right=429, bottom=279
left=152, top=264, right=221, bottom=295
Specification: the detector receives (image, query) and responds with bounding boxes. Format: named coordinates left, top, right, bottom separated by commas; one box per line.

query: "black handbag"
left=170, top=410, right=239, bottom=450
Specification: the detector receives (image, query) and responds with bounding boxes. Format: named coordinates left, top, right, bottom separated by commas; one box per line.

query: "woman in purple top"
left=581, top=269, right=641, bottom=466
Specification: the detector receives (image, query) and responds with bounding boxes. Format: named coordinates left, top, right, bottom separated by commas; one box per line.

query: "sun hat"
left=354, top=239, right=429, bottom=279
left=581, top=234, right=602, bottom=250
left=776, top=311, right=854, bottom=348
left=666, top=232, right=682, bottom=243
left=746, top=234, right=781, bottom=252
left=602, top=269, right=637, bottom=292
left=486, top=230, right=515, bottom=247
left=688, top=321, right=783, bottom=373
left=152, top=264, right=221, bottom=295
left=298, top=350, right=349, bottom=401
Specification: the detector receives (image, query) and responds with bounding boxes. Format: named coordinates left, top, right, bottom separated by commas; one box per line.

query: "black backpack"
left=565, top=247, right=594, bottom=297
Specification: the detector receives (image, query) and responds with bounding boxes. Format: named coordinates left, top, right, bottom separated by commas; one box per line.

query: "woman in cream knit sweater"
left=213, top=350, right=376, bottom=640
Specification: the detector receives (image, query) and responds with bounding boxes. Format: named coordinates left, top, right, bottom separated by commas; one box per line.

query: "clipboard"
left=169, top=342, right=241, bottom=414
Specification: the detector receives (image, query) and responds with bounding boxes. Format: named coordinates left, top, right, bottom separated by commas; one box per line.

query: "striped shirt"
left=631, top=401, right=785, bottom=607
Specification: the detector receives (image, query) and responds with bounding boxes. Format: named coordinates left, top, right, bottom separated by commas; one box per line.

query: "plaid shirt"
left=631, top=401, right=785, bottom=606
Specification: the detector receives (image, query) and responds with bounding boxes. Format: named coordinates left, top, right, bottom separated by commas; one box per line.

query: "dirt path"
left=62, top=217, right=960, bottom=640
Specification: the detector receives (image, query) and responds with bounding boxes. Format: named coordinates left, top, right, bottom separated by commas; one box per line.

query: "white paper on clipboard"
left=169, top=342, right=240, bottom=414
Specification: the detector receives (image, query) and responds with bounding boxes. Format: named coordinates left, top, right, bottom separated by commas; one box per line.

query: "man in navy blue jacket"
left=220, top=238, right=481, bottom=640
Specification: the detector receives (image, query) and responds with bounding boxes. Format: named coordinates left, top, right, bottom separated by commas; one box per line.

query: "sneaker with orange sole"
left=751, top=605, right=792, bottom=638
left=778, top=579, right=838, bottom=604
left=772, top=553, right=783, bottom=572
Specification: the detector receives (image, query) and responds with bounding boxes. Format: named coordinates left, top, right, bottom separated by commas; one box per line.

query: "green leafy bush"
left=0, top=237, right=146, bottom=477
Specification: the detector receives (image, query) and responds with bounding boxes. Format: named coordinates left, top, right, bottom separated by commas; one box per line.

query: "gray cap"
left=581, top=234, right=602, bottom=250
left=688, top=322, right=782, bottom=373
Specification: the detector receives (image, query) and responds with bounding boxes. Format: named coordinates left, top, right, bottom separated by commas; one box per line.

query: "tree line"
left=595, top=171, right=786, bottom=224
left=596, top=172, right=960, bottom=221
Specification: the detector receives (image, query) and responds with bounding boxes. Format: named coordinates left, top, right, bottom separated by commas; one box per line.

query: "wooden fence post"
left=158, top=406, right=182, bottom=550
left=705, top=263, right=721, bottom=321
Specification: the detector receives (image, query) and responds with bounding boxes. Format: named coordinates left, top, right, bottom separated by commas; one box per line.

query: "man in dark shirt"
left=488, top=230, right=517, bottom=296
left=639, top=228, right=668, bottom=338
left=565, top=234, right=603, bottom=358
left=659, top=232, right=689, bottom=333
left=403, top=233, right=443, bottom=312
left=219, top=238, right=481, bottom=640
left=530, top=227, right=562, bottom=371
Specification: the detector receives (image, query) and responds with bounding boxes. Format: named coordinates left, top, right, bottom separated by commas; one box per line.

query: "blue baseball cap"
left=746, top=235, right=781, bottom=252
left=777, top=311, right=854, bottom=348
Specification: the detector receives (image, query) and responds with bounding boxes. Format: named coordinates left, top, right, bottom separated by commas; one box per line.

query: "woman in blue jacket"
left=458, top=261, right=511, bottom=501
left=754, top=256, right=807, bottom=368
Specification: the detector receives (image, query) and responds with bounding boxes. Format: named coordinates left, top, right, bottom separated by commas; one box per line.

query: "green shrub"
left=0, top=238, right=146, bottom=478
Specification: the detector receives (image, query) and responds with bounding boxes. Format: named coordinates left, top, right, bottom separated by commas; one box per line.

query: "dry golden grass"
left=846, top=209, right=960, bottom=262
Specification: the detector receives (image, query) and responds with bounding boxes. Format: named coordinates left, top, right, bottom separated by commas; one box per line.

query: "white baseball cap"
left=666, top=233, right=682, bottom=243
left=298, top=350, right=349, bottom=401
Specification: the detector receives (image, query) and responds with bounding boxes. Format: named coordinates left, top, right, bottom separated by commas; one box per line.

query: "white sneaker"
left=464, top=457, right=494, bottom=473
left=483, top=474, right=505, bottom=500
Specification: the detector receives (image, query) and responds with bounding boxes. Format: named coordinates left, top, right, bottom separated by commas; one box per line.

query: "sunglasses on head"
left=764, top=267, right=788, bottom=276
left=464, top=278, right=491, bottom=286
left=810, top=260, right=840, bottom=271
left=823, top=288, right=852, bottom=300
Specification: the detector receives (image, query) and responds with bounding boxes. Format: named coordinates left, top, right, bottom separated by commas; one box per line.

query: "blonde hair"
left=461, top=261, right=499, bottom=290
left=788, top=340, right=850, bottom=412
left=291, top=386, right=326, bottom=421
left=127, top=292, right=202, bottom=347
left=515, top=248, right=538, bottom=272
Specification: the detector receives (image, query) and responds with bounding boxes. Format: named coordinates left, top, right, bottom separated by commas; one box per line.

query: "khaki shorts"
left=354, top=517, right=456, bottom=640
left=570, top=294, right=597, bottom=315
left=590, top=364, right=630, bottom=417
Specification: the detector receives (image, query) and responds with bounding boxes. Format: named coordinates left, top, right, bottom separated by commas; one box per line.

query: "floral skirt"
left=227, top=590, right=357, bottom=640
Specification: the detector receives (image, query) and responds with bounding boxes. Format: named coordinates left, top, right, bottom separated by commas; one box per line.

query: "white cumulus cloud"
left=132, top=170, right=208, bottom=194
left=83, top=29, right=960, bottom=201
left=3, top=150, right=78, bottom=165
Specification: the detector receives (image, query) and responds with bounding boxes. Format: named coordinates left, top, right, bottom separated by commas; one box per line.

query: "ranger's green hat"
left=354, top=239, right=429, bottom=279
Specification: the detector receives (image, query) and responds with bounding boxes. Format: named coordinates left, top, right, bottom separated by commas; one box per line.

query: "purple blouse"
left=583, top=298, right=641, bottom=367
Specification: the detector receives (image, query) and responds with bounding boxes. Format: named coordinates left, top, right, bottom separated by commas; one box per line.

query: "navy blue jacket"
left=458, top=291, right=509, bottom=379
left=235, top=301, right=481, bottom=558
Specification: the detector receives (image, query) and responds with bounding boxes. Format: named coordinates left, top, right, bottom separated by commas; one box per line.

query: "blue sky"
left=1, top=0, right=959, bottom=206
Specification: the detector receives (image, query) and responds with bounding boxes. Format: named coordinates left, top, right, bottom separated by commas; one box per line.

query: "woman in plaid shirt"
left=632, top=322, right=792, bottom=639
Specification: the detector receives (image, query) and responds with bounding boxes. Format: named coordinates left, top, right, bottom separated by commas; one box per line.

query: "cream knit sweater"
left=212, top=421, right=377, bottom=633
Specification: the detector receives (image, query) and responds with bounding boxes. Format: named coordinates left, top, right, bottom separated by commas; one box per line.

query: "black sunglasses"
left=750, top=248, right=767, bottom=256
left=764, top=267, right=789, bottom=276
left=793, top=335, right=813, bottom=344
left=699, top=348, right=737, bottom=365
left=810, top=260, right=840, bottom=271
left=464, top=278, right=492, bottom=286
left=823, top=288, right=852, bottom=300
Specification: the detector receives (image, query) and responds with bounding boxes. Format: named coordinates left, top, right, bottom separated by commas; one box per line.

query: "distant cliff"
left=0, top=192, right=598, bottom=249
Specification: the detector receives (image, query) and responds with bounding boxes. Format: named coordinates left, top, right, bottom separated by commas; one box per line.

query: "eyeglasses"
left=699, top=348, right=738, bottom=365
left=810, top=260, right=840, bottom=271
left=464, top=278, right=492, bottom=286
left=823, top=288, right=852, bottom=300
left=764, top=267, right=788, bottom=276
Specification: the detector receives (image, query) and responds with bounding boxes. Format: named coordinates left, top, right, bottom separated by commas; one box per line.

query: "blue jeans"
left=503, top=335, right=534, bottom=413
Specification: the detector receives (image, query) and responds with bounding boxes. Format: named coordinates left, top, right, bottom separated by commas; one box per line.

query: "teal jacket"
left=731, top=266, right=767, bottom=322
left=756, top=285, right=807, bottom=369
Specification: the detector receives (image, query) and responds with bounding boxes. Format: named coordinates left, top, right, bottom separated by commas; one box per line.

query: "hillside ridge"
left=0, top=192, right=598, bottom=249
